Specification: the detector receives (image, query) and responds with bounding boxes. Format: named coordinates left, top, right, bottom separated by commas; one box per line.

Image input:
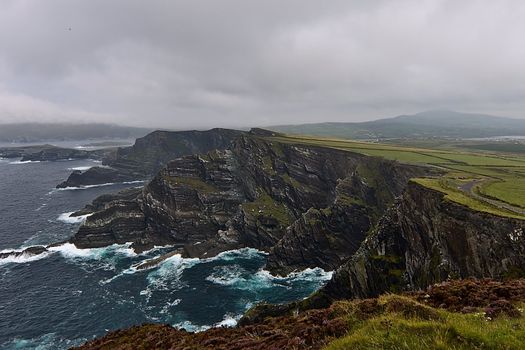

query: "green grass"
left=479, top=178, right=525, bottom=209
left=241, top=191, right=293, bottom=225
left=462, top=143, right=525, bottom=154
left=163, top=175, right=218, bottom=193
left=324, top=295, right=525, bottom=350
left=325, top=311, right=525, bottom=350
left=271, top=135, right=525, bottom=167
left=412, top=178, right=525, bottom=220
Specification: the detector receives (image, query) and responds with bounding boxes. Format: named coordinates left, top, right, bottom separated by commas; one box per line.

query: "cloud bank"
left=1, top=0, right=525, bottom=128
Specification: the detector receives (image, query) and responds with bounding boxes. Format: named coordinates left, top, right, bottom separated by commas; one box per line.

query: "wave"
left=136, top=248, right=267, bottom=291
left=173, top=320, right=211, bottom=333
left=48, top=242, right=136, bottom=260
left=145, top=254, right=199, bottom=291
left=173, top=313, right=242, bottom=333
left=47, top=242, right=137, bottom=272
left=67, top=166, right=92, bottom=171
left=0, top=249, right=51, bottom=266
left=206, top=265, right=333, bottom=290
left=54, top=180, right=145, bottom=191
left=57, top=212, right=93, bottom=224
left=0, top=241, right=140, bottom=268
left=9, top=160, right=41, bottom=164
left=208, top=247, right=268, bottom=261
left=215, top=313, right=242, bottom=328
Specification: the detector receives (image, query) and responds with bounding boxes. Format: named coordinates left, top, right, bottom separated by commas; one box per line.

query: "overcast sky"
left=1, top=0, right=525, bottom=128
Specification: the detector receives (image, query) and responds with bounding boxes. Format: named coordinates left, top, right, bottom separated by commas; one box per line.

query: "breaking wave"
left=0, top=249, right=51, bottom=266
left=173, top=312, right=242, bottom=333
left=66, top=166, right=93, bottom=171
left=57, top=212, right=93, bottom=224
left=54, top=180, right=145, bottom=191
left=48, top=242, right=136, bottom=260
left=206, top=265, right=333, bottom=290
left=145, top=254, right=199, bottom=291
left=9, top=160, right=41, bottom=165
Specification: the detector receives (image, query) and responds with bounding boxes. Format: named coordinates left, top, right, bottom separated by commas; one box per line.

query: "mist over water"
left=0, top=154, right=331, bottom=349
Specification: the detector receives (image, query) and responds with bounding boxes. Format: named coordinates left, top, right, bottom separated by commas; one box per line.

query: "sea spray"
left=57, top=212, right=93, bottom=224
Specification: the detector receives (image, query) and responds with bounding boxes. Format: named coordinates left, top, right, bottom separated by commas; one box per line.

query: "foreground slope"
left=75, top=279, right=525, bottom=350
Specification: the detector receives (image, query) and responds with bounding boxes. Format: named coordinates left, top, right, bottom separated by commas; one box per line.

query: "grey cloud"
left=0, top=0, right=524, bottom=128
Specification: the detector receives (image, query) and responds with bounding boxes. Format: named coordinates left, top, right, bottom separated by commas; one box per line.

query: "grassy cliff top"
left=270, top=134, right=525, bottom=220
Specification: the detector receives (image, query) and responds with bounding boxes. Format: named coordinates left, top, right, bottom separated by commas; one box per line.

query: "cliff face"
left=71, top=134, right=431, bottom=270
left=57, top=128, right=245, bottom=188
left=321, top=181, right=525, bottom=300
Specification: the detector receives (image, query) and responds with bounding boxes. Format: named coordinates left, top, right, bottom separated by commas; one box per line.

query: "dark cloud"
left=0, top=0, right=524, bottom=128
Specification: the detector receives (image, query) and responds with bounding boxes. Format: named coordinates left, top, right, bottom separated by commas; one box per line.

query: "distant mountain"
left=0, top=123, right=152, bottom=143
left=268, top=110, right=525, bottom=139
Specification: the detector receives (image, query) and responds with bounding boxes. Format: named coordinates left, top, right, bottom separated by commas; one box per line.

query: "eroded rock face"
left=70, top=134, right=431, bottom=270
left=321, top=181, right=525, bottom=300
left=57, top=128, right=245, bottom=188
left=265, top=162, right=427, bottom=276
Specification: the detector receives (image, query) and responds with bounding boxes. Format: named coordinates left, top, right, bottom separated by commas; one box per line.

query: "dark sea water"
left=0, top=154, right=331, bottom=349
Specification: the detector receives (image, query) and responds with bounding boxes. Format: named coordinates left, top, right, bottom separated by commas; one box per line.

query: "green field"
left=271, top=134, right=525, bottom=219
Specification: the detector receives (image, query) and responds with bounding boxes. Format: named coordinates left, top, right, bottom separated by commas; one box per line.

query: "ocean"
left=0, top=153, right=331, bottom=349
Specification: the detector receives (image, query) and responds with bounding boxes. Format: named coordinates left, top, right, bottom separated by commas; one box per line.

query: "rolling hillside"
left=269, top=110, right=525, bottom=139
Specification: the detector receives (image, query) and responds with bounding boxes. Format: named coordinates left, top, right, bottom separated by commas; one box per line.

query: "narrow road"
left=457, top=180, right=525, bottom=216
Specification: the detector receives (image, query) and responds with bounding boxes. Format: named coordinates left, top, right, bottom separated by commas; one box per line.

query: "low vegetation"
left=241, top=191, right=293, bottom=226
left=75, top=279, right=525, bottom=350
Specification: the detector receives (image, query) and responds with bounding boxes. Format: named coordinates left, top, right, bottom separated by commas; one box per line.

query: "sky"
left=1, top=0, right=525, bottom=129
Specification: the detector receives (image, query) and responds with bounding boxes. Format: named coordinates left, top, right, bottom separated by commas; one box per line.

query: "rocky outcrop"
left=265, top=161, right=427, bottom=275
left=70, top=134, right=432, bottom=267
left=57, top=128, right=245, bottom=188
left=0, top=144, right=110, bottom=162
left=320, top=181, right=525, bottom=300
left=56, top=167, right=136, bottom=188
left=0, top=246, right=47, bottom=260
left=71, top=187, right=143, bottom=216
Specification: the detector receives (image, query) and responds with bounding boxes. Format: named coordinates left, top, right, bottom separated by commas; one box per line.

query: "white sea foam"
left=265, top=267, right=334, bottom=282
left=48, top=242, right=137, bottom=260
left=206, top=264, right=247, bottom=287
left=159, top=298, right=181, bottom=314
left=215, top=313, right=242, bottom=328
left=54, top=180, right=145, bottom=191
left=0, top=250, right=51, bottom=266
left=146, top=254, right=199, bottom=291
left=9, top=159, right=41, bottom=164
left=173, top=313, right=242, bottom=333
left=67, top=166, right=92, bottom=171
left=57, top=212, right=93, bottom=224
left=99, top=265, right=140, bottom=285
left=209, top=247, right=267, bottom=261
left=173, top=320, right=211, bottom=333
left=206, top=265, right=333, bottom=290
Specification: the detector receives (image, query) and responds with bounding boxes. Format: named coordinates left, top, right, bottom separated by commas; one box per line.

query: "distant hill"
left=268, top=110, right=525, bottom=139
left=0, top=123, right=152, bottom=143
